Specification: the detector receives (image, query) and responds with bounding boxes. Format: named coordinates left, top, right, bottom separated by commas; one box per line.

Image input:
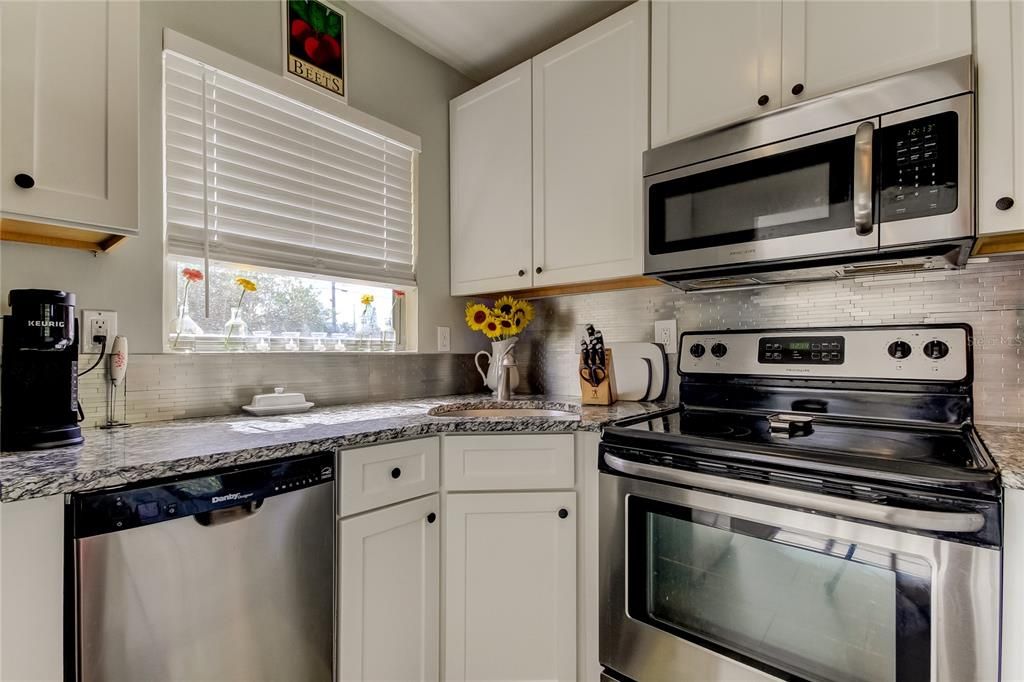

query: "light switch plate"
left=437, top=326, right=451, bottom=352
left=655, top=319, right=677, bottom=354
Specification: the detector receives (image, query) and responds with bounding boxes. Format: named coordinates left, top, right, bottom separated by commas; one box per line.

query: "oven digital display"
left=759, top=336, right=845, bottom=364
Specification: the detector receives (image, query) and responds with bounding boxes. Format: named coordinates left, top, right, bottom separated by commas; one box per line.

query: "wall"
left=0, top=0, right=480, bottom=354
left=521, top=257, right=1024, bottom=427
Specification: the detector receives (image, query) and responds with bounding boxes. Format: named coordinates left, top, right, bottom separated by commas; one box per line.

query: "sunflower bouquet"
left=465, top=296, right=535, bottom=340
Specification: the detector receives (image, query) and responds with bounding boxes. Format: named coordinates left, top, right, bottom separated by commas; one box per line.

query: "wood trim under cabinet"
left=974, top=232, right=1024, bottom=257
left=500, top=275, right=664, bottom=300
left=0, top=218, right=127, bottom=253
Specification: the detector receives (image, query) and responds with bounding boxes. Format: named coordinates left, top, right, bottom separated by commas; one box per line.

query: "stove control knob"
left=887, top=341, right=912, bottom=359
left=923, top=340, right=949, bottom=360
left=689, top=343, right=706, bottom=358
left=710, top=342, right=728, bottom=359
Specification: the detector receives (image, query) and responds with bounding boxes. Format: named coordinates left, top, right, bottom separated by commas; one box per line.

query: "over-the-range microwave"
left=644, top=56, right=974, bottom=291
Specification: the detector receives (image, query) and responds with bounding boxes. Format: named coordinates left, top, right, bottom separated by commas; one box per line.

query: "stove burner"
left=678, top=416, right=751, bottom=439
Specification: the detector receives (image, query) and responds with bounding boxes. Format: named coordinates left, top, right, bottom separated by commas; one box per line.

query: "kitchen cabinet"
left=444, top=491, right=577, bottom=682
left=450, top=2, right=648, bottom=295
left=338, top=494, right=440, bottom=682
left=450, top=62, right=533, bottom=295
left=443, top=433, right=575, bottom=491
left=651, top=0, right=971, bottom=146
left=975, top=0, right=1024, bottom=242
left=0, top=0, right=139, bottom=241
left=531, top=1, right=647, bottom=286
left=651, top=1, right=782, bottom=146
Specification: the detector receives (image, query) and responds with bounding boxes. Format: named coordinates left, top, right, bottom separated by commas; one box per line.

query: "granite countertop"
left=0, top=395, right=671, bottom=502
left=977, top=424, right=1024, bottom=491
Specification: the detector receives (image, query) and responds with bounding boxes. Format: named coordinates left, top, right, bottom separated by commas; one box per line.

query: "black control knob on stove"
left=887, top=341, right=912, bottom=359
left=710, top=342, right=728, bottom=359
left=923, top=340, right=949, bottom=360
left=689, top=343, right=706, bottom=358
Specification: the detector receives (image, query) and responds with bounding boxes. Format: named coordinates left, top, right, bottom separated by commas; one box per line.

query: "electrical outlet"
left=81, top=310, right=117, bottom=354
left=655, top=319, right=677, bottom=354
left=437, top=326, right=451, bottom=352
left=575, top=324, right=589, bottom=353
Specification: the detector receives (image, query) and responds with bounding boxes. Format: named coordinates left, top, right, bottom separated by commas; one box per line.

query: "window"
left=162, top=42, right=418, bottom=351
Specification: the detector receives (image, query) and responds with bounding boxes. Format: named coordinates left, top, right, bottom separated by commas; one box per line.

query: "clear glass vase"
left=170, top=308, right=204, bottom=352
left=223, top=307, right=249, bottom=351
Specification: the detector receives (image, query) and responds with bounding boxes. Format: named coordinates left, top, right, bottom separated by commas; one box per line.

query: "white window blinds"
left=164, top=50, right=416, bottom=286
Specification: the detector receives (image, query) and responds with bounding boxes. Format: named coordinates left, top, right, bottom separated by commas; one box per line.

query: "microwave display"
left=878, top=111, right=958, bottom=222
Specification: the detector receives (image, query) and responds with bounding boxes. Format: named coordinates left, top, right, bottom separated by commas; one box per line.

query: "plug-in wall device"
left=1, top=289, right=83, bottom=449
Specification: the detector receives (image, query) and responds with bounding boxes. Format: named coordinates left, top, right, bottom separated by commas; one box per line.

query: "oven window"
left=628, top=497, right=930, bottom=682
left=648, top=135, right=856, bottom=255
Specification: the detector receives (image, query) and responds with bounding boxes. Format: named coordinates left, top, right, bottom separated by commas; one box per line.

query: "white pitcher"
left=475, top=337, right=520, bottom=394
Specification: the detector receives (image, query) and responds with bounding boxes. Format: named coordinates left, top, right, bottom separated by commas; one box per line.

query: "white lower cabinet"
left=338, top=494, right=440, bottom=682
left=444, top=491, right=577, bottom=682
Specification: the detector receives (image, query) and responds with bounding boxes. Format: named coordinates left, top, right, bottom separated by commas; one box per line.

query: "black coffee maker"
left=1, top=289, right=83, bottom=449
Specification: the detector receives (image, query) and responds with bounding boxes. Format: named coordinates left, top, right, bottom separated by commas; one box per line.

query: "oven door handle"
left=603, top=454, right=985, bottom=533
left=853, top=120, right=875, bottom=236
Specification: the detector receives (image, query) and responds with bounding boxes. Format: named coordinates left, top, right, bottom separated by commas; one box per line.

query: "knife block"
left=579, top=349, right=617, bottom=406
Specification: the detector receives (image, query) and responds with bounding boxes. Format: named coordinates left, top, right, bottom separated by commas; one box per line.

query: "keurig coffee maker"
left=1, top=289, right=84, bottom=449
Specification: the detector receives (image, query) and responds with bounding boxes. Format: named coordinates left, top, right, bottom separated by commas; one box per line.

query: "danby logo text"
left=211, top=492, right=253, bottom=504
left=26, top=320, right=65, bottom=328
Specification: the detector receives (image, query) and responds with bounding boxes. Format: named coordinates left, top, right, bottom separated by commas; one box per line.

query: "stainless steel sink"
left=428, top=405, right=579, bottom=419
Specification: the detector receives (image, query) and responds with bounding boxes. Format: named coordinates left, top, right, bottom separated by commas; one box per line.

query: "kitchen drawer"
left=443, top=434, right=575, bottom=491
left=339, top=438, right=440, bottom=516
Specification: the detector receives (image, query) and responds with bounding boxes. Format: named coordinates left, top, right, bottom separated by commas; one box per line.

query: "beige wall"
left=0, top=0, right=480, bottom=354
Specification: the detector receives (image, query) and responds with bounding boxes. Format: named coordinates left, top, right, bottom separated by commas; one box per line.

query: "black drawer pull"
left=427, top=512, right=437, bottom=524
left=13, top=173, right=34, bottom=189
left=391, top=467, right=402, bottom=479
left=996, top=196, right=1015, bottom=211
left=558, top=508, right=569, bottom=519
left=757, top=94, right=770, bottom=106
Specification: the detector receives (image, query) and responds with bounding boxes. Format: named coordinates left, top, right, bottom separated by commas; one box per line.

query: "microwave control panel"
left=757, top=336, right=845, bottom=364
left=878, top=111, right=958, bottom=222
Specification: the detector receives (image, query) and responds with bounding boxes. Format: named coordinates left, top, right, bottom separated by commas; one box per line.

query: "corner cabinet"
left=976, top=0, right=1024, bottom=242
left=651, top=0, right=972, bottom=146
left=450, top=1, right=648, bottom=296
left=0, top=0, right=139, bottom=239
left=450, top=62, right=534, bottom=295
left=444, top=491, right=577, bottom=682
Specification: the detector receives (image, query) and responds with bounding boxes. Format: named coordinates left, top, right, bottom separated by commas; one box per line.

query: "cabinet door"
left=781, top=0, right=971, bottom=106
left=445, top=492, right=576, bottom=682
left=532, top=1, right=647, bottom=286
left=0, top=0, right=139, bottom=233
left=339, top=494, right=440, bottom=682
left=976, top=0, right=1024, bottom=236
left=450, top=62, right=533, bottom=295
left=651, top=0, right=782, bottom=146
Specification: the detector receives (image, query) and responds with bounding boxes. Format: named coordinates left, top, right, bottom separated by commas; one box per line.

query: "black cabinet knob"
left=996, top=196, right=1015, bottom=211
left=390, top=467, right=402, bottom=479
left=518, top=269, right=526, bottom=277
left=536, top=266, right=543, bottom=274
left=558, top=508, right=569, bottom=519
left=791, top=83, right=804, bottom=95
left=757, top=95, right=770, bottom=106
left=427, top=512, right=437, bottom=524
left=13, top=173, right=34, bottom=189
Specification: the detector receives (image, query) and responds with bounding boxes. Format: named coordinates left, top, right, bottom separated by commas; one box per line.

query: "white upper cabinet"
left=781, top=0, right=972, bottom=106
left=651, top=0, right=782, bottom=146
left=651, top=0, right=971, bottom=146
left=0, top=0, right=139, bottom=234
left=532, top=1, right=648, bottom=286
left=976, top=0, right=1024, bottom=237
left=450, top=62, right=534, bottom=295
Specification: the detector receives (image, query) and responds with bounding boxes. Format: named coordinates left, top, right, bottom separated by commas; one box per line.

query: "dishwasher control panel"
left=70, top=451, right=335, bottom=537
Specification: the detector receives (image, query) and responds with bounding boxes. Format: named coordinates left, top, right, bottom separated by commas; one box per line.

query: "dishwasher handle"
left=195, top=499, right=264, bottom=527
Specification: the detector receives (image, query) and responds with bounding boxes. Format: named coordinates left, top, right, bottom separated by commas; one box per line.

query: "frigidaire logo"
left=211, top=492, right=253, bottom=504
left=26, top=320, right=65, bottom=327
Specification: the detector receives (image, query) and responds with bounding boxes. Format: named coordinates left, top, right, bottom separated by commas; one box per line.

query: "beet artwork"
left=286, top=0, right=346, bottom=97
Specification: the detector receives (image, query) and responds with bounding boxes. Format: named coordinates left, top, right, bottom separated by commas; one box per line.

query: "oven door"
left=644, top=118, right=878, bottom=275
left=599, top=470, right=1000, bottom=682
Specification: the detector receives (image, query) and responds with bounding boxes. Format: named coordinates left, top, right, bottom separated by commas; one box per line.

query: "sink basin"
left=428, top=404, right=579, bottom=419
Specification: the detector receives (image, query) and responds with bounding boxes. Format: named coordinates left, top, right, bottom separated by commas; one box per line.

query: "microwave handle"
left=603, top=453, right=985, bottom=533
left=853, top=121, right=874, bottom=236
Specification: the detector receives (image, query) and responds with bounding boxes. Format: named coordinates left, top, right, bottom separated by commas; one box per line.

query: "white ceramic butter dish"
left=242, top=387, right=314, bottom=416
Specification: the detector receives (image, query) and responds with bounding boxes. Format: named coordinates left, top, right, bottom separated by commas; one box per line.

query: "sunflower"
left=511, top=299, right=534, bottom=327
left=493, top=295, right=516, bottom=318
left=235, top=277, right=257, bottom=292
left=465, top=303, right=491, bottom=331
left=482, top=317, right=502, bottom=339
left=360, top=293, right=374, bottom=306
left=497, top=317, right=515, bottom=337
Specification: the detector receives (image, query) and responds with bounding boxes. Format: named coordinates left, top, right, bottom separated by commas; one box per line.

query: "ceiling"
left=351, top=0, right=631, bottom=83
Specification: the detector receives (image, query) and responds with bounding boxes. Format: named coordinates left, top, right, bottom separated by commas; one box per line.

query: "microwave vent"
left=685, top=277, right=762, bottom=290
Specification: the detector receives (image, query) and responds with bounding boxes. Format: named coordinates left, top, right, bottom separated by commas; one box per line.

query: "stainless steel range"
left=599, top=324, right=1000, bottom=682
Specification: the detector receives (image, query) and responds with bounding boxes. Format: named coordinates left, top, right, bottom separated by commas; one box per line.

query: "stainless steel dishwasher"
left=68, top=452, right=335, bottom=682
